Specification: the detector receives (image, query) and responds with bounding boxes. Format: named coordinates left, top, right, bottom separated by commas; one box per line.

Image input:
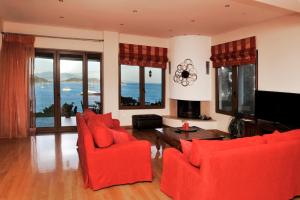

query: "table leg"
left=155, top=135, right=161, bottom=151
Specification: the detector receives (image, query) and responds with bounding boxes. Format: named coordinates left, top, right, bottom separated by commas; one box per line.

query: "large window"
left=119, top=65, right=165, bottom=109
left=34, top=49, right=102, bottom=132
left=216, top=64, right=257, bottom=116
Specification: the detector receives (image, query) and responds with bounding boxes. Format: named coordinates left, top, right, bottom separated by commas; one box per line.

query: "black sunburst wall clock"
left=173, top=59, right=197, bottom=87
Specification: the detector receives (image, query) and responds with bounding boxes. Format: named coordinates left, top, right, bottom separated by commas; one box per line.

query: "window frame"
left=118, top=64, right=165, bottom=110
left=215, top=62, right=258, bottom=118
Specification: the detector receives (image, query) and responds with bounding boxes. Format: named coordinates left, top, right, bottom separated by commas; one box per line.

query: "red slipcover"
left=161, top=132, right=300, bottom=200
left=76, top=113, right=152, bottom=190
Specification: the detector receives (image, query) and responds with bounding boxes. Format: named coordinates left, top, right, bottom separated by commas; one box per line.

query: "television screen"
left=255, top=90, right=300, bottom=129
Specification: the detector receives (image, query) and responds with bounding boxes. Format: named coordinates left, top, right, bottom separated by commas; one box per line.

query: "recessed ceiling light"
left=225, top=4, right=230, bottom=8
left=132, top=9, right=138, bottom=14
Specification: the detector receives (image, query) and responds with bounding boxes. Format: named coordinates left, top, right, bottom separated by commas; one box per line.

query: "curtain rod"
left=1, top=31, right=104, bottom=42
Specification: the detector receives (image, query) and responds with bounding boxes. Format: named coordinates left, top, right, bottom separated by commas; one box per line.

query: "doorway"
left=34, top=49, right=102, bottom=133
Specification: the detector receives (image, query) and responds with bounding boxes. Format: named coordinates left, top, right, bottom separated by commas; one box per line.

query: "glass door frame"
left=34, top=48, right=103, bottom=133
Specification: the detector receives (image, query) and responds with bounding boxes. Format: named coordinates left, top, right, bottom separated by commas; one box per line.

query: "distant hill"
left=35, top=72, right=82, bottom=81
left=64, top=78, right=82, bottom=82
left=35, top=76, right=50, bottom=83
left=88, top=78, right=100, bottom=83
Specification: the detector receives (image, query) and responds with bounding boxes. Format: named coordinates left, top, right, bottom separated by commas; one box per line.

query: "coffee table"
left=155, top=126, right=226, bottom=151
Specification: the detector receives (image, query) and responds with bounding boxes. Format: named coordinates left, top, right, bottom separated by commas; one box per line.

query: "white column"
left=103, top=31, right=120, bottom=118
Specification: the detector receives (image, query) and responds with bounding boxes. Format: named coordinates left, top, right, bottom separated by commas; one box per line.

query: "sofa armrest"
left=160, top=148, right=201, bottom=199
left=112, top=119, right=120, bottom=128
left=87, top=140, right=152, bottom=177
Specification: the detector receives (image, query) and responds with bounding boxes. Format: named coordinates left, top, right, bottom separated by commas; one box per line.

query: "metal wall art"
left=173, top=59, right=197, bottom=87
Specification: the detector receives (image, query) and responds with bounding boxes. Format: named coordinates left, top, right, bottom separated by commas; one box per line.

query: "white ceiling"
left=256, top=0, right=300, bottom=13
left=0, top=0, right=295, bottom=38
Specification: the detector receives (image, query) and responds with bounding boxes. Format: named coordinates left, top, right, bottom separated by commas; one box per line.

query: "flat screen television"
left=255, top=90, right=300, bottom=129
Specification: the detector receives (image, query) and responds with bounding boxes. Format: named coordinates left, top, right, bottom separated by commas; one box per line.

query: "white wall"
left=2, top=21, right=170, bottom=126
left=210, top=14, right=300, bottom=131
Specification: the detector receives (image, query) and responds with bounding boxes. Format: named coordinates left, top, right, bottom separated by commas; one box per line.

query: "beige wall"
left=2, top=21, right=170, bottom=126
left=210, top=14, right=300, bottom=131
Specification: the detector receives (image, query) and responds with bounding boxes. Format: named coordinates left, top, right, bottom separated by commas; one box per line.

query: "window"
left=119, top=65, right=165, bottom=109
left=216, top=64, right=257, bottom=116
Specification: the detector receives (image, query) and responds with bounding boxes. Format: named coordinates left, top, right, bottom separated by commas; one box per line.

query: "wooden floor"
left=1, top=129, right=300, bottom=200
left=0, top=129, right=170, bottom=200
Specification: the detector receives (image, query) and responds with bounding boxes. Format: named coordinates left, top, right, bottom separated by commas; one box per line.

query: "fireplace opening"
left=177, top=100, right=200, bottom=119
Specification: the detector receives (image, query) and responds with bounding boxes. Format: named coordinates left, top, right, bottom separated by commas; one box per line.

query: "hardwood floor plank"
left=0, top=131, right=170, bottom=200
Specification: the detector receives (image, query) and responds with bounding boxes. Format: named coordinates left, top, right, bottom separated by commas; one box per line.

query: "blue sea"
left=35, top=82, right=162, bottom=127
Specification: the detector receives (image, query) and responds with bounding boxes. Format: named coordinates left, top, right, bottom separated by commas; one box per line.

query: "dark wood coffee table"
left=155, top=126, right=226, bottom=151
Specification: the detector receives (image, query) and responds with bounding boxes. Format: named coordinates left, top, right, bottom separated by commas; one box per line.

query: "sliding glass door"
left=34, top=52, right=56, bottom=129
left=34, top=49, right=102, bottom=133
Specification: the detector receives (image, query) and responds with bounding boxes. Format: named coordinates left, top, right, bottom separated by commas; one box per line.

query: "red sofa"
left=76, top=112, right=152, bottom=190
left=160, top=130, right=300, bottom=200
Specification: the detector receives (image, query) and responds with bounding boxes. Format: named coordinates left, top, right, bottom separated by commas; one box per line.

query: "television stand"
left=243, top=119, right=292, bottom=136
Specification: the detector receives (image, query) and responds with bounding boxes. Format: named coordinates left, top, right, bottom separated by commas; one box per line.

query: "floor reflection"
left=31, top=133, right=78, bottom=173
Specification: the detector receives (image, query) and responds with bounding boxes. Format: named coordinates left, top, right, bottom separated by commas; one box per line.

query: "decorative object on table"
left=182, top=122, right=189, bottom=131
left=228, top=112, right=245, bottom=138
left=173, top=58, right=197, bottom=87
left=62, top=102, right=74, bottom=118
left=175, top=126, right=200, bottom=133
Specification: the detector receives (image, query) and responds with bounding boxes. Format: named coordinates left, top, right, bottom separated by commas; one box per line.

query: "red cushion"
left=263, top=129, right=300, bottom=143
left=83, top=109, right=96, bottom=122
left=180, top=139, right=192, bottom=160
left=111, top=129, right=133, bottom=144
left=96, top=112, right=114, bottom=128
left=189, top=136, right=265, bottom=167
left=87, top=122, right=114, bottom=148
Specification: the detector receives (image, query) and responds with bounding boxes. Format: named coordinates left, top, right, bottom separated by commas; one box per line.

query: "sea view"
left=35, top=81, right=162, bottom=127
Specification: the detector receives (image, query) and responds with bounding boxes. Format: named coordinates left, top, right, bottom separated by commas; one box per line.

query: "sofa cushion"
left=111, top=129, right=133, bottom=144
left=87, top=122, right=114, bottom=148
left=180, top=139, right=192, bottom=160
left=87, top=113, right=114, bottom=128
left=96, top=113, right=114, bottom=128
left=189, top=136, right=265, bottom=167
left=263, top=129, right=300, bottom=143
left=83, top=109, right=96, bottom=122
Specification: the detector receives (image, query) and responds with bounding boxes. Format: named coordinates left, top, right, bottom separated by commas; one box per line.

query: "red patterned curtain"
left=210, top=36, right=256, bottom=68
left=119, top=43, right=168, bottom=68
left=0, top=33, right=35, bottom=138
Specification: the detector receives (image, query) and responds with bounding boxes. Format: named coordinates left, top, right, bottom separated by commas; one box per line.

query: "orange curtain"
left=0, top=33, right=35, bottom=138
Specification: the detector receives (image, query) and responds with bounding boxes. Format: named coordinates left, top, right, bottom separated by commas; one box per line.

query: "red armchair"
left=76, top=113, right=152, bottom=190
left=161, top=132, right=300, bottom=200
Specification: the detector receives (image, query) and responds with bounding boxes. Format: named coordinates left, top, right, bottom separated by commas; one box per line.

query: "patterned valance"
left=119, top=43, right=168, bottom=69
left=210, top=36, right=256, bottom=68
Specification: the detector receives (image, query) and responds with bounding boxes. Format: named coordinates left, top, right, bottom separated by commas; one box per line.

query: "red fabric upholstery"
left=87, top=122, right=114, bottom=148
left=189, top=136, right=265, bottom=167
left=96, top=112, right=114, bottom=128
left=161, top=135, right=300, bottom=200
left=111, top=129, right=134, bottom=144
left=263, top=129, right=300, bottom=143
left=83, top=109, right=96, bottom=122
left=76, top=113, right=152, bottom=190
left=179, top=139, right=192, bottom=160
